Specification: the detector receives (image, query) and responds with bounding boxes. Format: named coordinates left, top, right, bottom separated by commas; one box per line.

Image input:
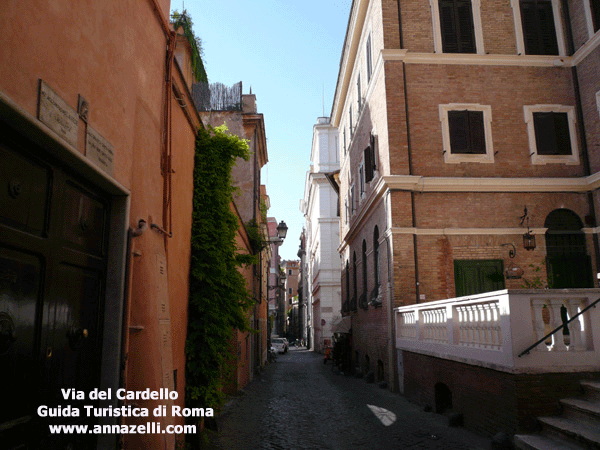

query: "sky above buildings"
left=173, top=0, right=352, bottom=261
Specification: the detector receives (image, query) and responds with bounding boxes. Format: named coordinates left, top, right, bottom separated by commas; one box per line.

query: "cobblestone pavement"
left=208, top=348, right=491, bottom=450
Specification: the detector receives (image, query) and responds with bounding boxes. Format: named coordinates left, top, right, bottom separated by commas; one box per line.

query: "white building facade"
left=301, top=117, right=342, bottom=353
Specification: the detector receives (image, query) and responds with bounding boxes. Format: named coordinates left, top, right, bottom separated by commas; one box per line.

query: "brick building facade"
left=333, top=0, right=600, bottom=400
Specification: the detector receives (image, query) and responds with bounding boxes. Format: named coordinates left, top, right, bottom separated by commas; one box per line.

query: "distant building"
left=282, top=260, right=300, bottom=339
left=301, top=117, right=342, bottom=353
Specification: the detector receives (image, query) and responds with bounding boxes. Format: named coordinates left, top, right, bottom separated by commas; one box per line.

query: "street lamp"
left=268, top=219, right=288, bottom=345
left=277, top=220, right=288, bottom=240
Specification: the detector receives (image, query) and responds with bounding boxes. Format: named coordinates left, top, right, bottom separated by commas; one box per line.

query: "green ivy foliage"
left=186, top=125, right=254, bottom=410
left=171, top=10, right=208, bottom=83
left=244, top=219, right=268, bottom=255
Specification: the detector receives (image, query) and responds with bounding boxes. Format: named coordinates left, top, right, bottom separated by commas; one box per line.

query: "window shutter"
left=448, top=110, right=469, bottom=153
left=533, top=112, right=571, bottom=156
left=520, top=0, right=558, bottom=55
left=520, top=2, right=539, bottom=54
left=440, top=0, right=475, bottom=53
left=537, top=1, right=558, bottom=55
left=553, top=112, right=571, bottom=155
left=533, top=112, right=558, bottom=155
left=440, top=0, right=459, bottom=53
left=364, top=146, right=373, bottom=182
left=468, top=111, right=486, bottom=154
left=456, top=1, right=476, bottom=53
left=370, top=134, right=377, bottom=171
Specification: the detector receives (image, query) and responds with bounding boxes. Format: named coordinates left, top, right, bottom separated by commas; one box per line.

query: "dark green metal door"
left=454, top=259, right=505, bottom=297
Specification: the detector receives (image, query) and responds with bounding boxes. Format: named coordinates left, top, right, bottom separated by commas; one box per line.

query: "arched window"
left=545, top=209, right=593, bottom=288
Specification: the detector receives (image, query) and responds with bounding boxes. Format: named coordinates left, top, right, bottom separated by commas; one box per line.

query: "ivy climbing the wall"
left=171, top=10, right=208, bottom=83
left=186, top=125, right=255, bottom=411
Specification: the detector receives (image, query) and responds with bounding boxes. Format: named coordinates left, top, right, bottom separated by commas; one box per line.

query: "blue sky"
left=173, top=1, right=352, bottom=260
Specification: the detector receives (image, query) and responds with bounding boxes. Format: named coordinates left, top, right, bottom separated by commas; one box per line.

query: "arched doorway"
left=545, top=209, right=593, bottom=288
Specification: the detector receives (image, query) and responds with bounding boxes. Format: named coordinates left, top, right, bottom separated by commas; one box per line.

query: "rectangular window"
left=350, top=184, right=356, bottom=214
left=524, top=105, right=579, bottom=165
left=366, top=35, right=373, bottom=82
left=520, top=0, right=559, bottom=55
left=448, top=110, right=485, bottom=154
left=439, top=0, right=476, bottom=53
left=533, top=112, right=571, bottom=155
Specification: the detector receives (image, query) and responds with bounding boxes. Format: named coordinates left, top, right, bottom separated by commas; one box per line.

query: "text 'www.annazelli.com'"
left=49, top=423, right=197, bottom=435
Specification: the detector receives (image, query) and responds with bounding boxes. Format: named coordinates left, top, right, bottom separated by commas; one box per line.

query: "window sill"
left=444, top=152, right=494, bottom=164
left=530, top=153, right=580, bottom=165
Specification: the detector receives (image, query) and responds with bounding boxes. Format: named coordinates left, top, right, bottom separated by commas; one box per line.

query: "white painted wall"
left=302, top=117, right=341, bottom=352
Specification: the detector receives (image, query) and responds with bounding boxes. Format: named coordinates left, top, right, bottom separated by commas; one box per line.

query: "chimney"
left=242, top=94, right=257, bottom=113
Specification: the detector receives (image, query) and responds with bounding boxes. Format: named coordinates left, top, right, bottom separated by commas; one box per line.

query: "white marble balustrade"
left=394, top=289, right=600, bottom=374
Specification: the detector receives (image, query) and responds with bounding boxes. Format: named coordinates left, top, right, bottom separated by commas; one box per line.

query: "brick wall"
left=404, top=63, right=580, bottom=179
left=402, top=350, right=600, bottom=436
left=399, top=0, right=434, bottom=52
left=480, top=0, right=517, bottom=54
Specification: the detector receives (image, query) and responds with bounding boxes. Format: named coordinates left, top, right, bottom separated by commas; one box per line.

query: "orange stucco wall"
left=0, top=1, right=199, bottom=449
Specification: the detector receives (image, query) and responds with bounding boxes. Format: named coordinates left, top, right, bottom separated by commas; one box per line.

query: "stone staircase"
left=514, top=380, right=600, bottom=450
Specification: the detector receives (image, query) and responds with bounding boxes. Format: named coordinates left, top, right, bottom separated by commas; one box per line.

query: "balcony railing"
left=394, top=289, right=600, bottom=374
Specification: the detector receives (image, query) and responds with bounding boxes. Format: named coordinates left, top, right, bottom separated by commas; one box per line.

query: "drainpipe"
left=402, top=68, right=419, bottom=304
left=119, top=219, right=146, bottom=449
left=147, top=0, right=175, bottom=246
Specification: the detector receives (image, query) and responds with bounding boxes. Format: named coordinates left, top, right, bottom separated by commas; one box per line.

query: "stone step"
left=538, top=416, right=600, bottom=449
left=560, top=397, right=600, bottom=423
left=514, top=433, right=585, bottom=450
left=580, top=381, right=600, bottom=402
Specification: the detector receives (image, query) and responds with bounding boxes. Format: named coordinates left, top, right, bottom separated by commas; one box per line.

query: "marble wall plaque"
left=86, top=126, right=114, bottom=176
left=38, top=80, right=78, bottom=147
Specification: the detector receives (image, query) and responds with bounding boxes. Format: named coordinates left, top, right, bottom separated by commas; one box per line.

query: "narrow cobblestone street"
left=208, top=348, right=490, bottom=449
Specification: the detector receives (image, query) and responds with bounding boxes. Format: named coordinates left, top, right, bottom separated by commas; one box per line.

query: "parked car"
left=271, top=338, right=286, bottom=354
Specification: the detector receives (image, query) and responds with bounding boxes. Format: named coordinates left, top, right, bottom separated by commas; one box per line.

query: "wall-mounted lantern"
left=501, top=243, right=524, bottom=279
left=520, top=207, right=536, bottom=251
left=523, top=230, right=536, bottom=251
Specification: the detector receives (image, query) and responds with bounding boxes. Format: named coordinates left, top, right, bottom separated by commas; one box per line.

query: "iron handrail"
left=518, top=296, right=600, bottom=357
